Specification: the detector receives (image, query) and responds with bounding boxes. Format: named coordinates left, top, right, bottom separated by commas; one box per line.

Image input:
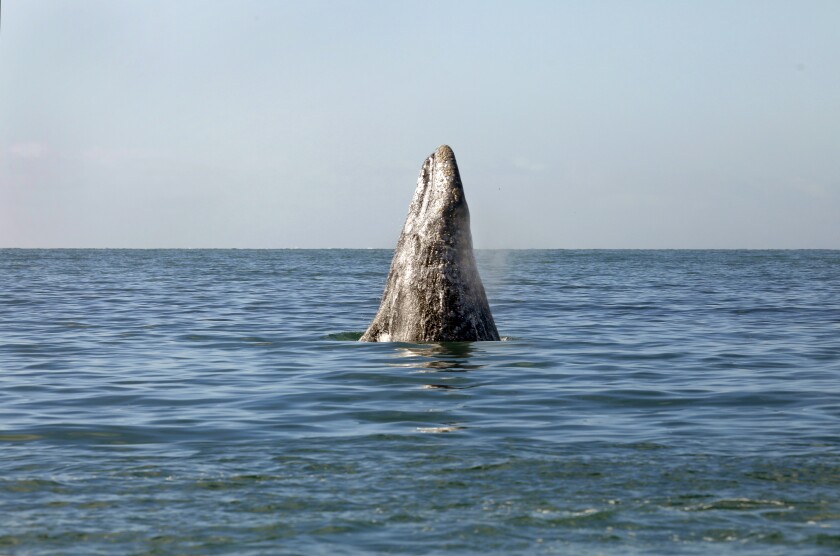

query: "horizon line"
left=1, top=247, right=838, bottom=251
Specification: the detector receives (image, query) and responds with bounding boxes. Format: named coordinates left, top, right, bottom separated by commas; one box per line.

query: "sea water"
left=0, top=249, right=838, bottom=555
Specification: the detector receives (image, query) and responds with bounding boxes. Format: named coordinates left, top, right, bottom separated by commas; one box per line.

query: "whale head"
left=360, top=145, right=500, bottom=343
left=403, top=145, right=470, bottom=251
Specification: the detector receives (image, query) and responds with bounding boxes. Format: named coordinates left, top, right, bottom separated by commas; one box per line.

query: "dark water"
left=1, top=249, right=839, bottom=555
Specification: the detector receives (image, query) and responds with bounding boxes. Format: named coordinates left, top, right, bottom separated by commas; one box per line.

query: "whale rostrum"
left=360, top=145, right=500, bottom=342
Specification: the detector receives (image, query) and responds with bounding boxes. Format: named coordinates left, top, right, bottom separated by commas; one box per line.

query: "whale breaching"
left=360, top=145, right=500, bottom=342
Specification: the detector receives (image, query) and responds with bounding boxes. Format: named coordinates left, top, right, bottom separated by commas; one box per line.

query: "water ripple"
left=1, top=249, right=839, bottom=554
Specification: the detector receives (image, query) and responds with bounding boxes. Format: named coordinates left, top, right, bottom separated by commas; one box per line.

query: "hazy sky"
left=1, top=1, right=838, bottom=248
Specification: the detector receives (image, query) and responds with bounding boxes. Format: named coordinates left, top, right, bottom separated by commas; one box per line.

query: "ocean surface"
left=1, top=249, right=839, bottom=555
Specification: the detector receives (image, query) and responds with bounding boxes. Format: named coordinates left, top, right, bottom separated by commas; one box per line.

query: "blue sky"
left=1, top=1, right=838, bottom=248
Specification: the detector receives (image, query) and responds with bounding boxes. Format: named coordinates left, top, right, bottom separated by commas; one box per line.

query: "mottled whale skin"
left=360, top=145, right=500, bottom=342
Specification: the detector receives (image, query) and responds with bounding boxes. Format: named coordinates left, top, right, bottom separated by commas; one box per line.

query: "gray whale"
left=360, top=145, right=500, bottom=342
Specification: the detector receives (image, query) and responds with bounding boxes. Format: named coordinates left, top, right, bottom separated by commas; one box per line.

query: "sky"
left=1, top=0, right=838, bottom=248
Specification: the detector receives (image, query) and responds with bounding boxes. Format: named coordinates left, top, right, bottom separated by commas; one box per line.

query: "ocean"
left=1, top=249, right=838, bottom=555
